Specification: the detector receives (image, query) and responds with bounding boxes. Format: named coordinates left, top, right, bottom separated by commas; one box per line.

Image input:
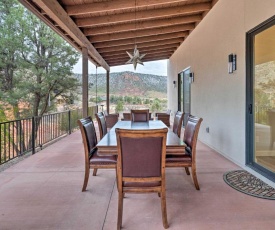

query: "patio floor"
left=0, top=128, right=275, bottom=230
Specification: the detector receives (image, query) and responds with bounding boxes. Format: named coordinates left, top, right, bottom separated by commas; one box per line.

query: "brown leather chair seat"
left=166, top=154, right=191, bottom=163
left=89, top=149, right=117, bottom=165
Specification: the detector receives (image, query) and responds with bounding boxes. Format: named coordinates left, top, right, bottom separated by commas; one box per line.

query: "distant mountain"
left=75, top=71, right=167, bottom=97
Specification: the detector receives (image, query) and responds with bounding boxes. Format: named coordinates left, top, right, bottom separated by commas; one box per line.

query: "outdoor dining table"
left=96, top=120, right=186, bottom=155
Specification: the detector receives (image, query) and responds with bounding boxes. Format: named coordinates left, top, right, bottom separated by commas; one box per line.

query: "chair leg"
left=93, top=168, right=98, bottom=176
left=160, top=190, right=169, bottom=229
left=117, top=192, right=124, bottom=230
left=191, top=167, right=200, bottom=190
left=82, top=167, right=90, bottom=192
left=185, top=167, right=190, bottom=175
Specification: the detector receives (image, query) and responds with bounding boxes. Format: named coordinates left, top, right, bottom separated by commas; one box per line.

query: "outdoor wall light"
left=189, top=72, right=194, bottom=83
left=173, top=80, right=177, bottom=88
left=228, top=54, right=237, bottom=74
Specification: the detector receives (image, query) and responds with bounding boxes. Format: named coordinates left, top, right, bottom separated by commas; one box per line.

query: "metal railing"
left=0, top=106, right=97, bottom=165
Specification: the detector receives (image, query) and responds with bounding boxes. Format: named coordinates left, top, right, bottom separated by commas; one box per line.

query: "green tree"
left=0, top=0, right=24, bottom=118
left=0, top=1, right=79, bottom=155
left=16, top=11, right=79, bottom=118
left=144, top=98, right=150, bottom=104
left=150, top=99, right=162, bottom=113
left=0, top=2, right=79, bottom=119
left=110, top=95, right=115, bottom=103
left=115, top=100, right=124, bottom=113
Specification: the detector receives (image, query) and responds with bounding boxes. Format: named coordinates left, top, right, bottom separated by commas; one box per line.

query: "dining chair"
left=103, top=111, right=119, bottom=129
left=121, top=113, right=131, bottom=121
left=166, top=115, right=203, bottom=190
left=95, top=112, right=108, bottom=139
left=77, top=117, right=116, bottom=192
left=156, top=112, right=170, bottom=127
left=115, top=128, right=169, bottom=229
left=172, top=111, right=184, bottom=138
left=131, top=109, right=149, bottom=122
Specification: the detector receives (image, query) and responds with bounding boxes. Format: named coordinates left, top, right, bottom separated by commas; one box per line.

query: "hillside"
left=75, top=71, right=167, bottom=97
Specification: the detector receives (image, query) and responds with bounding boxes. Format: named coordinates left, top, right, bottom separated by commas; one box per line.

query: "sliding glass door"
left=247, top=16, right=275, bottom=181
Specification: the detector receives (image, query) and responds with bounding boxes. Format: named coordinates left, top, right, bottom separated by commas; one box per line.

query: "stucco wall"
left=168, top=0, right=275, bottom=166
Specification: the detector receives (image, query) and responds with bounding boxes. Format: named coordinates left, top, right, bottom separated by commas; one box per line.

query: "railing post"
left=32, top=116, right=35, bottom=154
left=68, top=110, right=71, bottom=134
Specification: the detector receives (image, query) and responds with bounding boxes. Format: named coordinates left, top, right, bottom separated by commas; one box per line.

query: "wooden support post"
left=82, top=47, right=89, bottom=117
left=106, top=70, right=110, bottom=114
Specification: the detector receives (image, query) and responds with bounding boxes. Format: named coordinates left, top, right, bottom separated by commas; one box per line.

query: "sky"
left=73, top=58, right=168, bottom=76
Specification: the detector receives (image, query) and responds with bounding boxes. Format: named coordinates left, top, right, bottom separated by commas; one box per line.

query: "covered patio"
left=2, top=0, right=275, bottom=229
left=1, top=130, right=274, bottom=230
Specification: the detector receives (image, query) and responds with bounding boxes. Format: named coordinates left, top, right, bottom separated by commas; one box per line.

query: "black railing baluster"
left=0, top=106, right=96, bottom=165
left=4, top=123, right=6, bottom=163
left=68, top=110, right=71, bottom=135
left=8, top=122, right=10, bottom=161
left=32, top=117, right=35, bottom=154
left=0, top=124, right=2, bottom=164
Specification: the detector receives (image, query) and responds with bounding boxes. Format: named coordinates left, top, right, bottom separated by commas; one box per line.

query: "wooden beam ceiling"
left=99, top=44, right=179, bottom=62
left=89, top=24, right=194, bottom=43
left=83, top=15, right=201, bottom=36
left=108, top=56, right=170, bottom=67
left=91, top=31, right=188, bottom=48
left=101, top=47, right=177, bottom=59
left=65, top=0, right=191, bottom=16
left=18, top=0, right=219, bottom=68
left=96, top=38, right=183, bottom=53
left=75, top=2, right=211, bottom=27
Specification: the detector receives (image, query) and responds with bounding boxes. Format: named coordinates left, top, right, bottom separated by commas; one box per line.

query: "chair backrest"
left=95, top=112, right=107, bottom=139
left=183, top=115, right=203, bottom=156
left=104, top=113, right=119, bottom=129
left=131, top=109, right=149, bottom=122
left=115, top=128, right=168, bottom=180
left=156, top=113, right=170, bottom=127
left=172, top=111, right=184, bottom=138
left=122, top=113, right=131, bottom=121
left=77, top=117, right=98, bottom=161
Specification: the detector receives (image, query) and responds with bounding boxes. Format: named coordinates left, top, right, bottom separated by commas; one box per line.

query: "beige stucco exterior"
left=167, top=0, right=275, bottom=184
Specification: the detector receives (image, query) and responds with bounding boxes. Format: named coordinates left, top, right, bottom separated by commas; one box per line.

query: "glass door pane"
left=183, top=69, right=191, bottom=125
left=254, top=25, right=275, bottom=172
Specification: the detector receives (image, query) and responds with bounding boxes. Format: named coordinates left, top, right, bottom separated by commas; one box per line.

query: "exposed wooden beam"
left=90, top=31, right=189, bottom=49
left=104, top=51, right=173, bottom=63
left=97, top=38, right=182, bottom=53
left=101, top=48, right=177, bottom=59
left=92, top=32, right=187, bottom=48
left=212, top=0, right=220, bottom=6
left=99, top=43, right=179, bottom=56
left=90, top=24, right=194, bottom=43
left=108, top=56, right=170, bottom=67
left=30, top=0, right=109, bottom=70
left=75, top=3, right=211, bottom=27
left=103, top=49, right=174, bottom=60
left=83, top=15, right=201, bottom=36
left=66, top=0, right=191, bottom=16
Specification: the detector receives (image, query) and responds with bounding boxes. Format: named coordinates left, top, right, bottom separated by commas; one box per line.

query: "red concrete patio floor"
left=0, top=130, right=275, bottom=230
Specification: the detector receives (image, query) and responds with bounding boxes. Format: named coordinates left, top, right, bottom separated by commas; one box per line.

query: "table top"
left=96, top=120, right=186, bottom=155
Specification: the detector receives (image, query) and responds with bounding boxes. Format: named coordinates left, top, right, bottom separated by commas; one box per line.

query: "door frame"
left=178, top=67, right=191, bottom=126
left=246, top=15, right=275, bottom=182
